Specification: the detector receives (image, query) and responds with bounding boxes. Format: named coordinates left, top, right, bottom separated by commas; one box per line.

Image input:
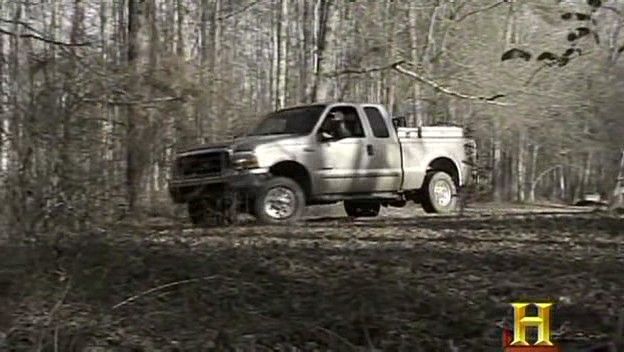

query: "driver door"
left=313, top=106, right=370, bottom=195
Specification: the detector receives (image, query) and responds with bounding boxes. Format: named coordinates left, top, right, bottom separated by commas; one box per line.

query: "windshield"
left=248, top=105, right=326, bottom=136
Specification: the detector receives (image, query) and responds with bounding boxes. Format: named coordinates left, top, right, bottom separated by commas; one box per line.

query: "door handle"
left=366, top=144, right=374, bottom=156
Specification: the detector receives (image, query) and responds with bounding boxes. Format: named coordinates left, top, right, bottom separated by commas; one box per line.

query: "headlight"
left=231, top=152, right=259, bottom=170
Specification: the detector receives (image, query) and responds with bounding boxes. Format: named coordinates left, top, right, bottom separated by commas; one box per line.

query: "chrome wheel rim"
left=264, top=186, right=296, bottom=220
left=433, top=180, right=452, bottom=207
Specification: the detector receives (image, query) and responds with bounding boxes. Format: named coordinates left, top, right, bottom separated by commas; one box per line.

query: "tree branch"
left=602, top=5, right=622, bottom=17
left=218, top=0, right=262, bottom=21
left=81, top=96, right=182, bottom=106
left=328, top=62, right=399, bottom=77
left=328, top=60, right=512, bottom=106
left=0, top=18, right=46, bottom=36
left=392, top=61, right=513, bottom=106
left=0, top=27, right=90, bottom=47
left=454, top=0, right=509, bottom=23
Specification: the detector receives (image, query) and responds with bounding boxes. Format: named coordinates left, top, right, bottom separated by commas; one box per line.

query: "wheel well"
left=269, top=161, right=312, bottom=201
left=427, top=157, right=460, bottom=186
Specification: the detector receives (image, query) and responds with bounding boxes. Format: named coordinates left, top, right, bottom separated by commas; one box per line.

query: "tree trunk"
left=492, top=122, right=503, bottom=202
left=299, top=0, right=311, bottom=103
left=210, top=0, right=222, bottom=140
left=176, top=0, right=185, bottom=57
left=197, top=0, right=209, bottom=140
left=517, top=129, right=526, bottom=202
left=125, top=0, right=145, bottom=212
left=0, top=1, right=4, bottom=178
left=528, top=144, right=539, bottom=202
left=313, top=0, right=337, bottom=102
left=384, top=0, right=396, bottom=115
left=559, top=166, right=566, bottom=201
left=409, top=2, right=424, bottom=127
left=275, top=0, right=289, bottom=108
left=611, top=149, right=624, bottom=209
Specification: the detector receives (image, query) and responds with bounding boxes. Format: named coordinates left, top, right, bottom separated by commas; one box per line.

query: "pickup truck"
left=168, top=102, right=476, bottom=226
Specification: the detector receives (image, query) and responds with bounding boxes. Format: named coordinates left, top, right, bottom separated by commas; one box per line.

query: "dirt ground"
left=0, top=203, right=622, bottom=351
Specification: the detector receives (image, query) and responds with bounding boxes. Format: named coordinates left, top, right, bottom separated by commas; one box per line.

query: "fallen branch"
left=392, top=61, right=513, bottom=106
left=113, top=275, right=219, bottom=310
left=0, top=27, right=90, bottom=47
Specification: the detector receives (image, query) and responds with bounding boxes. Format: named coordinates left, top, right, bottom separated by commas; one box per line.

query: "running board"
left=313, top=193, right=403, bottom=202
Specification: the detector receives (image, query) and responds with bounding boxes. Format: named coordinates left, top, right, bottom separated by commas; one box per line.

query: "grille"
left=176, top=151, right=229, bottom=178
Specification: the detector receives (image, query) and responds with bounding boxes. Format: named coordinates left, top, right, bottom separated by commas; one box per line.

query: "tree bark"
left=517, top=129, right=526, bottom=202
left=0, top=1, right=4, bottom=177
left=125, top=0, right=145, bottom=212
left=197, top=0, right=209, bottom=139
left=210, top=0, right=222, bottom=140
left=312, top=0, right=337, bottom=102
left=384, top=0, right=397, bottom=114
left=299, top=0, right=310, bottom=103
left=492, top=122, right=503, bottom=202
left=528, top=144, right=539, bottom=202
left=275, top=0, right=289, bottom=109
left=176, top=0, right=185, bottom=57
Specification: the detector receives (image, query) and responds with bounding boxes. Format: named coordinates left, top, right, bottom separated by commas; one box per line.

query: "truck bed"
left=397, top=126, right=464, bottom=139
left=396, top=126, right=470, bottom=191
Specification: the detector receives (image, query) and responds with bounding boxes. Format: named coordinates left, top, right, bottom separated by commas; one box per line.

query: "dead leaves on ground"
left=1, top=206, right=623, bottom=351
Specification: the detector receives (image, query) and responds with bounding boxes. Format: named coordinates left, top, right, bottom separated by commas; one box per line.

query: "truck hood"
left=177, top=134, right=304, bottom=155
left=231, top=134, right=303, bottom=152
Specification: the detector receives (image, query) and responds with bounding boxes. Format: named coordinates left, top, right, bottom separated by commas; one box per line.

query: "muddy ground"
left=0, top=204, right=623, bottom=351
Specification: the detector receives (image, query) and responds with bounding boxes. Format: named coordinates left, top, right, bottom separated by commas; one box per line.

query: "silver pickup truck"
left=168, top=102, right=476, bottom=225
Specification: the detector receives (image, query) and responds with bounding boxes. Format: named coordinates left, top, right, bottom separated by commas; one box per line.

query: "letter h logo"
left=503, top=302, right=561, bottom=352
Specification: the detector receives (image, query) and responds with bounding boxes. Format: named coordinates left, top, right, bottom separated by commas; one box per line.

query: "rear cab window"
left=363, top=107, right=390, bottom=138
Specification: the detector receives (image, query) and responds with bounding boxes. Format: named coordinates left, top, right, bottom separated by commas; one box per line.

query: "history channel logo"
left=502, top=302, right=562, bottom=352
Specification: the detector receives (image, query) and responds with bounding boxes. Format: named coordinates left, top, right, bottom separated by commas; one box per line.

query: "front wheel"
left=344, top=201, right=381, bottom=217
left=421, top=171, right=458, bottom=214
left=253, top=177, right=305, bottom=224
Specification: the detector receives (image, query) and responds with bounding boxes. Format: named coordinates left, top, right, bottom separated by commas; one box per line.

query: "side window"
left=321, top=106, right=365, bottom=138
left=364, top=107, right=390, bottom=138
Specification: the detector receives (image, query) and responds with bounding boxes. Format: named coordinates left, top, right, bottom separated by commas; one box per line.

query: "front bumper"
left=168, top=168, right=270, bottom=203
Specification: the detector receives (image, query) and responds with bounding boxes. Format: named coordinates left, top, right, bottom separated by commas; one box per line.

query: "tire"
left=253, top=177, right=305, bottom=224
left=421, top=171, right=458, bottom=214
left=187, top=196, right=235, bottom=227
left=344, top=201, right=381, bottom=217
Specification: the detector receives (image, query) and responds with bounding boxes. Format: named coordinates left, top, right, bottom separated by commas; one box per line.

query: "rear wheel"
left=344, top=201, right=381, bottom=217
left=421, top=171, right=457, bottom=214
left=254, top=177, right=305, bottom=224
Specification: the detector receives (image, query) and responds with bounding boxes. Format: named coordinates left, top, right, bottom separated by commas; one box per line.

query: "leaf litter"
left=0, top=205, right=622, bottom=351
